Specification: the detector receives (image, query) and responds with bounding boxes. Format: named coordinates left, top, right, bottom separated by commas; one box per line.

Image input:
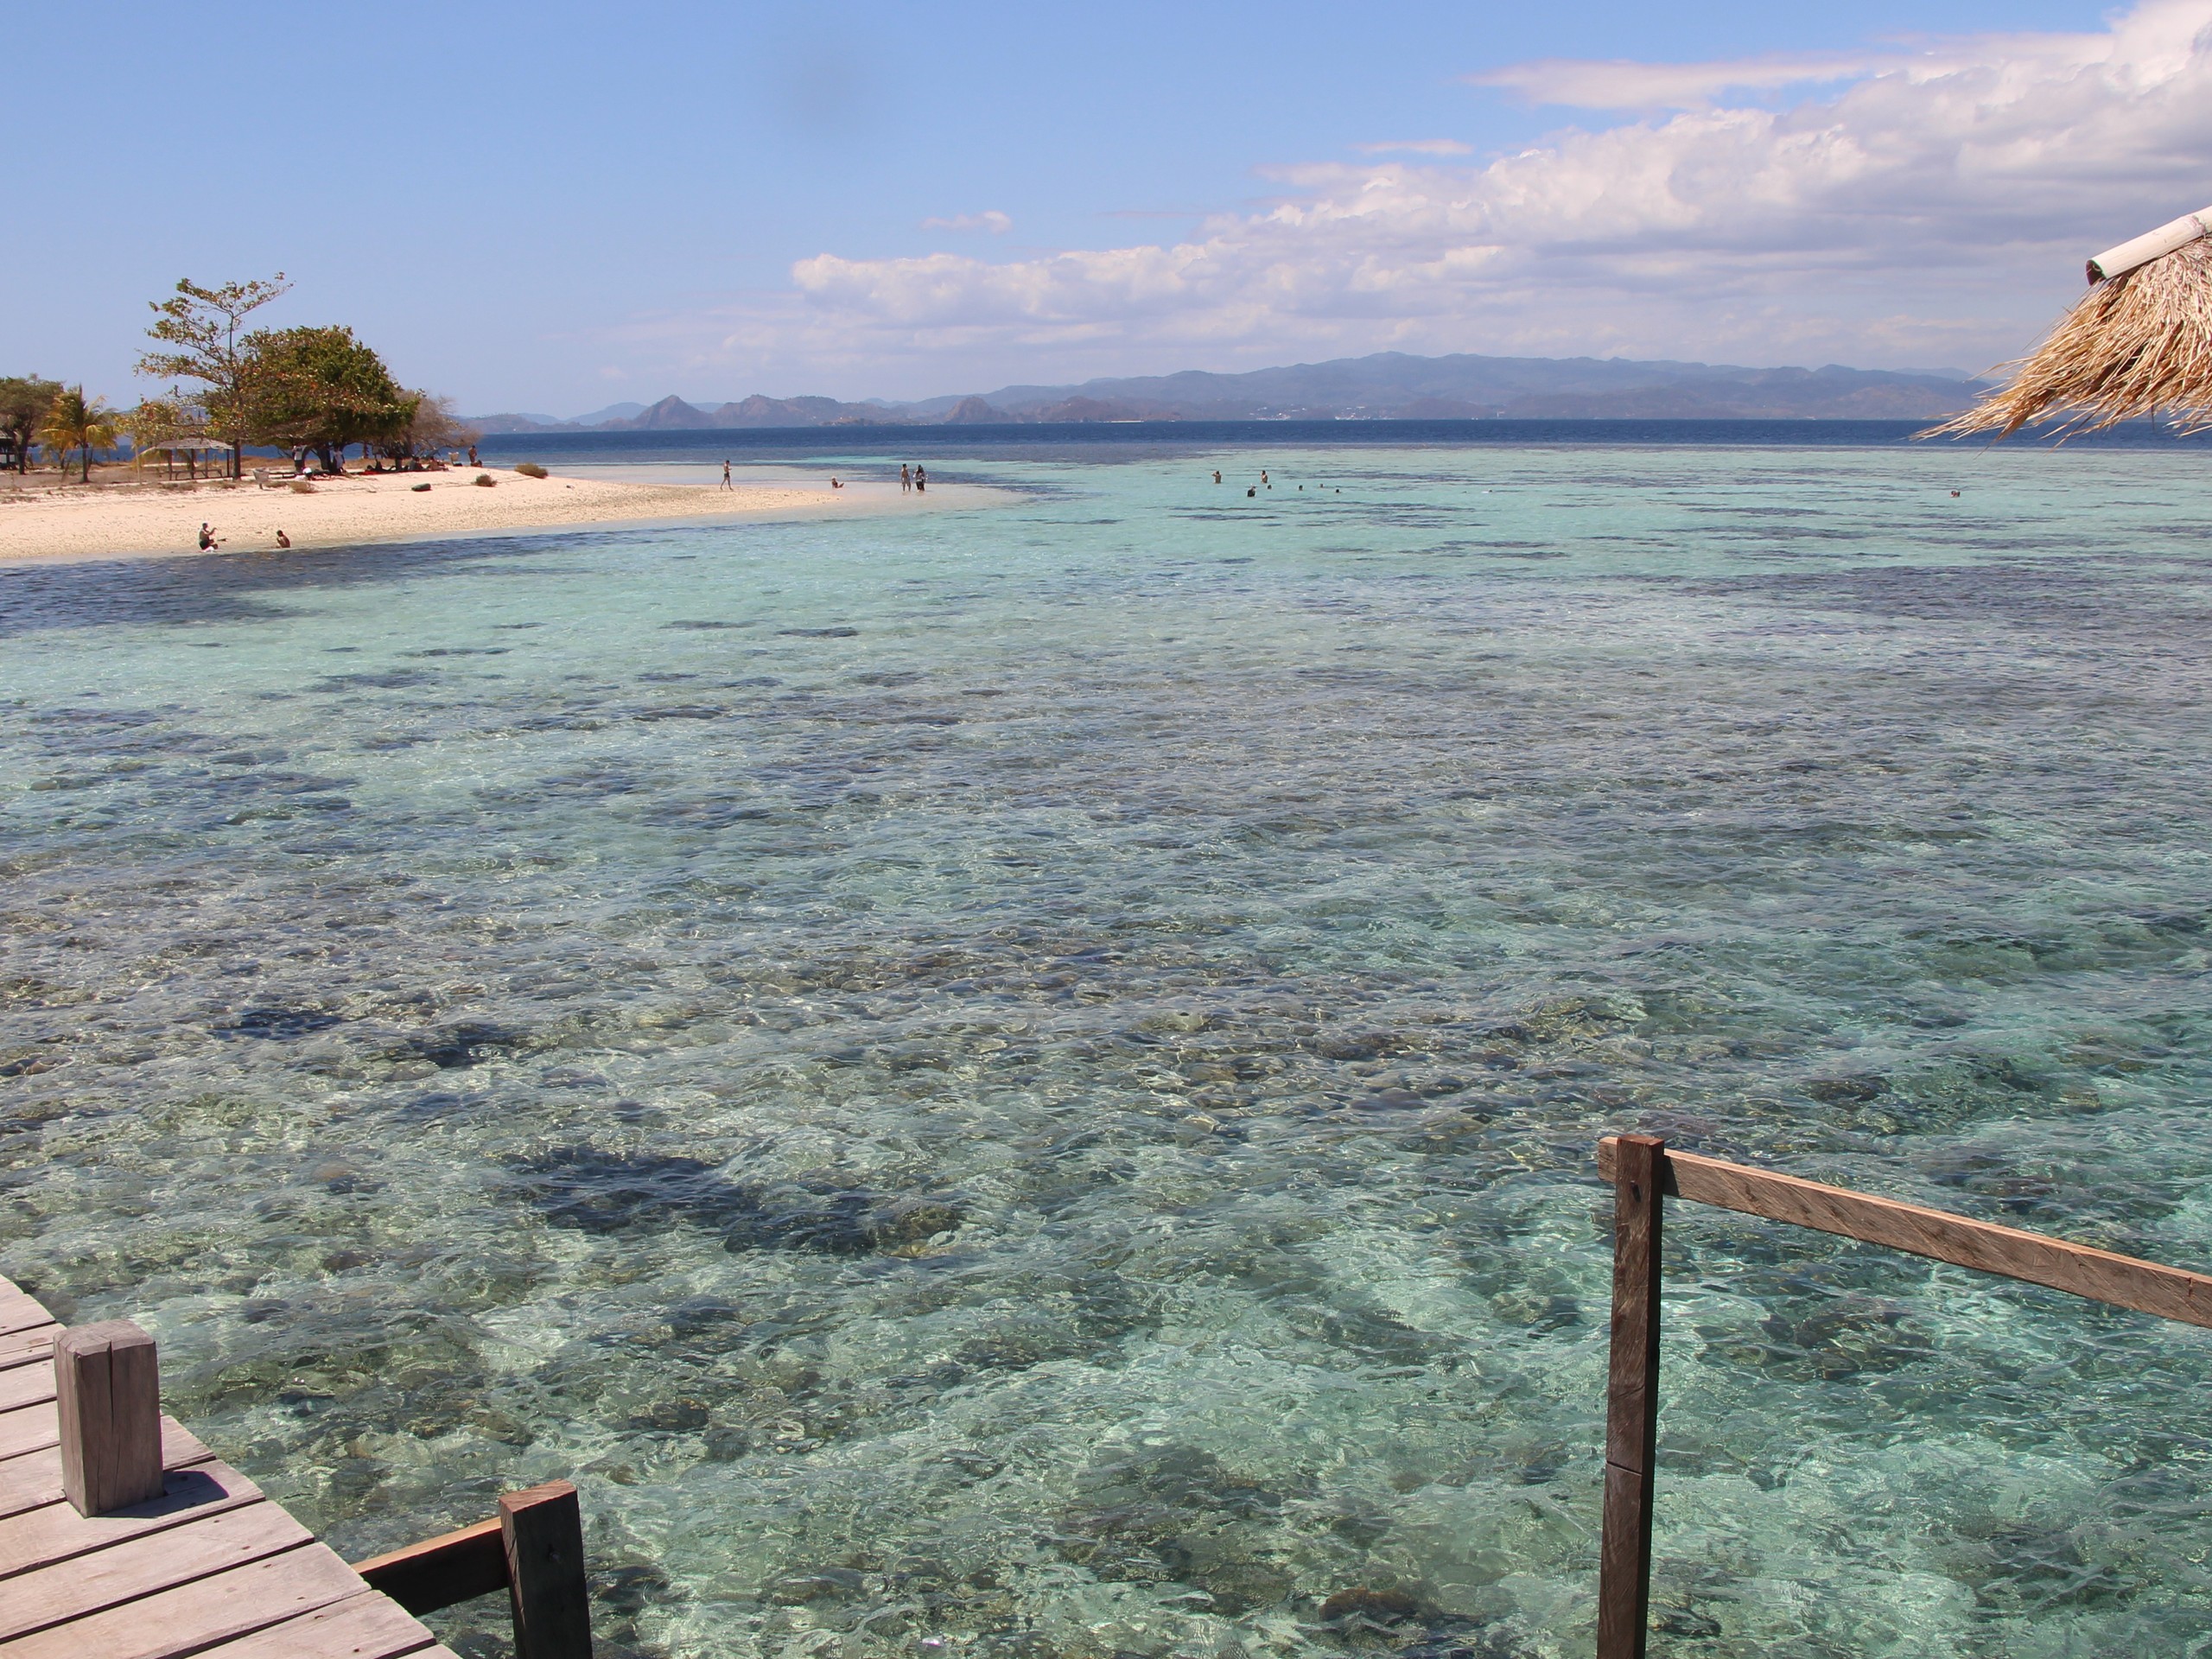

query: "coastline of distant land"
left=467, top=349, right=1992, bottom=434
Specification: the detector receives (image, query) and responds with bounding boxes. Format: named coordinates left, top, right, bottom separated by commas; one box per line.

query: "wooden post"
left=501, top=1479, right=594, bottom=1659
left=1597, top=1135, right=1665, bottom=1659
left=54, top=1319, right=164, bottom=1517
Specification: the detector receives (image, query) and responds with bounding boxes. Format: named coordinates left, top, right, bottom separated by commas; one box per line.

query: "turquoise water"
left=3, top=442, right=2210, bottom=1658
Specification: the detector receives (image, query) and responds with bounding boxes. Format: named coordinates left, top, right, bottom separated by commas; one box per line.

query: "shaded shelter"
left=134, top=434, right=236, bottom=481
left=1931, top=205, right=2212, bottom=438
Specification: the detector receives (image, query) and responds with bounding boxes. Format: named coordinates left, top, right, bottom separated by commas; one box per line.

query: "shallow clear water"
left=3, top=442, right=2211, bottom=1659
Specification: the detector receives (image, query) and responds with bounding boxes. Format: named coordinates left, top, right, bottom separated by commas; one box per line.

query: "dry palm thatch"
left=1929, top=209, right=2212, bottom=440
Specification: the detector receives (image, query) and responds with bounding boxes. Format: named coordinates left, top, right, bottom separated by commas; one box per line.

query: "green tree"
left=37, top=386, right=119, bottom=483
left=0, top=376, right=62, bottom=474
left=137, top=275, right=290, bottom=480
left=245, top=326, right=416, bottom=473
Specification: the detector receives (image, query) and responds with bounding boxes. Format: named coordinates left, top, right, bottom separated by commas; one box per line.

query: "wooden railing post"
left=501, top=1479, right=594, bottom=1659
left=54, top=1319, right=164, bottom=1517
left=1598, top=1135, right=1665, bottom=1659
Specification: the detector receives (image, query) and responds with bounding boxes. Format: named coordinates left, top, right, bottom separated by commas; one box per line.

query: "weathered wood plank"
left=354, top=1516, right=508, bottom=1613
left=0, top=1326, right=59, bottom=1375
left=501, top=1481, right=594, bottom=1659
left=1598, top=1138, right=2212, bottom=1327
left=0, top=1287, right=55, bottom=1338
left=1596, top=1134, right=1662, bottom=1659
left=0, top=1460, right=264, bottom=1580
left=0, top=1492, right=310, bottom=1639
left=0, top=1541, right=365, bottom=1659
left=0, top=1365, right=55, bottom=1415
left=0, top=1402, right=58, bottom=1462
left=187, top=1587, right=444, bottom=1659
left=0, top=1419, right=212, bottom=1522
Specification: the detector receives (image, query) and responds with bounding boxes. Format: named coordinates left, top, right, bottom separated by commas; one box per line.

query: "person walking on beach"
left=914, top=465, right=927, bottom=493
left=721, top=460, right=733, bottom=490
left=901, top=463, right=912, bottom=493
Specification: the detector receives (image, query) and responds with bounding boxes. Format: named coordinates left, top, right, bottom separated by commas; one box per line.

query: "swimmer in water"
left=1212, top=469, right=1222, bottom=484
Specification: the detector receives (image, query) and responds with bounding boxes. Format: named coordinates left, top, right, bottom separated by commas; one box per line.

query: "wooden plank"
left=0, top=1327, right=59, bottom=1374
left=0, top=1288, right=55, bottom=1338
left=0, top=1460, right=264, bottom=1580
left=354, top=1516, right=508, bottom=1614
left=0, top=1494, right=309, bottom=1640
left=0, top=1403, right=57, bottom=1462
left=0, top=1541, right=365, bottom=1659
left=501, top=1480, right=594, bottom=1659
left=0, top=1419, right=212, bottom=1522
left=187, top=1587, right=443, bottom=1659
left=1598, top=1138, right=2212, bottom=1328
left=1596, top=1134, right=1662, bottom=1659
left=0, top=1367, right=54, bottom=1415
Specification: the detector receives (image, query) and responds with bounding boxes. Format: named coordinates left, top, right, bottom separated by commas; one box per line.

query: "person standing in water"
left=914, top=465, right=927, bottom=493
left=901, top=463, right=912, bottom=493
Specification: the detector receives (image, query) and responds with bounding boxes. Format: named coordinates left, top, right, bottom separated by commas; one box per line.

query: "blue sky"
left=13, top=1, right=2199, bottom=414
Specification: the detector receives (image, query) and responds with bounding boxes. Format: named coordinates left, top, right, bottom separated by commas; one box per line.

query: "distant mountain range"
left=467, top=350, right=1983, bottom=433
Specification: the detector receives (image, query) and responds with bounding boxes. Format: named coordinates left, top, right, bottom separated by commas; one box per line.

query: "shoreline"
left=0, top=467, right=998, bottom=567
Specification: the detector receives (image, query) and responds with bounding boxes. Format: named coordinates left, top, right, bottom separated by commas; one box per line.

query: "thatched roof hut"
left=1929, top=205, right=2212, bottom=439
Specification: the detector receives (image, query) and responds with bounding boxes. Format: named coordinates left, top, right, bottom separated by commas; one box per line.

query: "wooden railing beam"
left=1597, top=1138, right=2212, bottom=1328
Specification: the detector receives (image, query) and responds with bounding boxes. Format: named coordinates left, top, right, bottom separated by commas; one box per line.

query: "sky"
left=12, top=1, right=2211, bottom=415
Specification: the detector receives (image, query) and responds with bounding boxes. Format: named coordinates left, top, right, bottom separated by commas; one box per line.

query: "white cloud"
left=919, top=210, right=1013, bottom=234
left=1357, top=139, right=1475, bottom=156
left=616, top=2, right=2212, bottom=393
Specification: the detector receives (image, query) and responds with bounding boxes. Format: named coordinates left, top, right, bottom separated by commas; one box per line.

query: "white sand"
left=0, top=468, right=981, bottom=565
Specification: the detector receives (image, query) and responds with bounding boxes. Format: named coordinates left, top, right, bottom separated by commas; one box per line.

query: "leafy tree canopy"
left=38, top=385, right=119, bottom=483
left=137, top=275, right=289, bottom=478
left=0, top=376, right=64, bottom=473
left=245, top=326, right=416, bottom=462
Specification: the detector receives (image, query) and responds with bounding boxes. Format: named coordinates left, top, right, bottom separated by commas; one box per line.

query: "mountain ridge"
left=467, top=350, right=1982, bottom=432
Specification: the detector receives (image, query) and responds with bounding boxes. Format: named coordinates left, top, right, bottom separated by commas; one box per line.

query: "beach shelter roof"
left=1930, top=205, right=2212, bottom=439
left=137, top=435, right=236, bottom=452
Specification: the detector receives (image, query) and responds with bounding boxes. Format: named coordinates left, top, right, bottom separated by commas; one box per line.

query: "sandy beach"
left=0, top=467, right=979, bottom=564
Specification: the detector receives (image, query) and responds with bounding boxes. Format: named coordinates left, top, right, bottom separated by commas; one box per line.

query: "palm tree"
left=37, top=385, right=119, bottom=483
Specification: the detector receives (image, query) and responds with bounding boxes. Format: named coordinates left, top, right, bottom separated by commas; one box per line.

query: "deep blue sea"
left=4, top=430, right=2209, bottom=1658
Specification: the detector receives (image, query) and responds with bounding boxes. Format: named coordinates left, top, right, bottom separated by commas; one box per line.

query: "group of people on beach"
left=716, top=460, right=928, bottom=493
left=197, top=522, right=288, bottom=552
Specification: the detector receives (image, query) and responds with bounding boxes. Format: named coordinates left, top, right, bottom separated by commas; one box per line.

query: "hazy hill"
left=469, top=350, right=1981, bottom=431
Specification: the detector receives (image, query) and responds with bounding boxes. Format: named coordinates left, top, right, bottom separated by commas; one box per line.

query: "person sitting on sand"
left=831, top=477, right=842, bottom=489
left=197, top=523, right=219, bottom=551
left=276, top=530, right=291, bottom=550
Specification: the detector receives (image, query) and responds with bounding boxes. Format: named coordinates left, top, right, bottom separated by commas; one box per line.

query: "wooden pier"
left=0, top=1273, right=468, bottom=1658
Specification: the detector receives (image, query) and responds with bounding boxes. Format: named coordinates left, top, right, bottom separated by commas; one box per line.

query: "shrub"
left=514, top=461, right=548, bottom=479
left=289, top=480, right=315, bottom=493
left=474, top=473, right=496, bottom=487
